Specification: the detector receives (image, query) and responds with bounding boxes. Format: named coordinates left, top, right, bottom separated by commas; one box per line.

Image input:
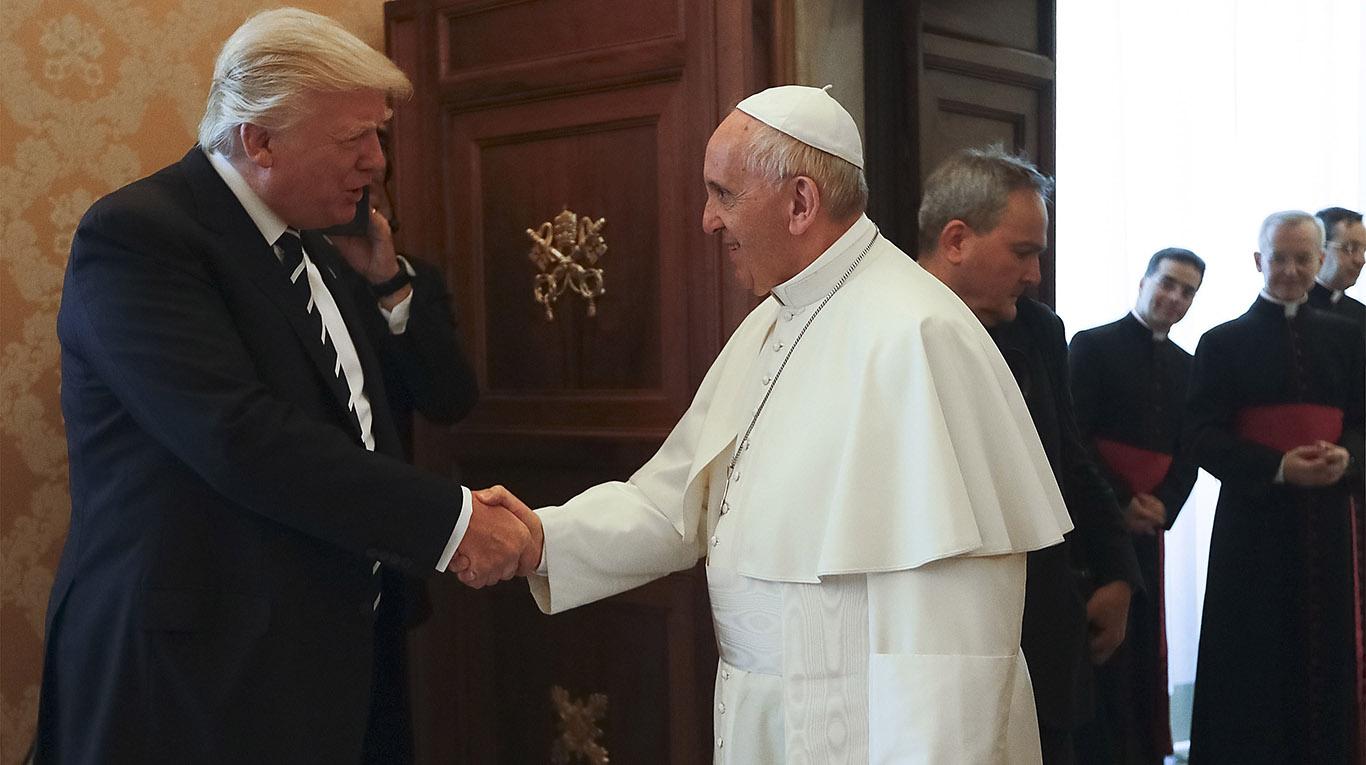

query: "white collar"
left=206, top=149, right=289, bottom=246
left=770, top=214, right=876, bottom=308
left=1258, top=289, right=1309, bottom=318
left=1315, top=277, right=1345, bottom=303
left=1129, top=309, right=1167, bottom=341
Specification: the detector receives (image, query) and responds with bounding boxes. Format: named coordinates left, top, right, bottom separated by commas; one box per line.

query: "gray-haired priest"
left=489, top=86, right=1073, bottom=762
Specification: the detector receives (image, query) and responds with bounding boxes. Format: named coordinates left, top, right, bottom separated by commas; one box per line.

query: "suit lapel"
left=179, top=148, right=361, bottom=442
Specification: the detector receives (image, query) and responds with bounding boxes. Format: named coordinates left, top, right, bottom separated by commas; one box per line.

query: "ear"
left=787, top=176, right=821, bottom=236
left=1253, top=251, right=1265, bottom=274
left=239, top=123, right=275, bottom=169
left=936, top=220, right=973, bottom=264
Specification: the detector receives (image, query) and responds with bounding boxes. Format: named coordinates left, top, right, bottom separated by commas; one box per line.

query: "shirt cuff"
left=434, top=486, right=472, bottom=572
left=1274, top=456, right=1286, bottom=484
left=534, top=509, right=548, bottom=576
left=378, top=255, right=416, bottom=334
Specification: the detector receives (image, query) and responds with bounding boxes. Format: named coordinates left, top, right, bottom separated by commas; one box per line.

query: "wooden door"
left=384, top=1, right=779, bottom=761
left=865, top=0, right=1057, bottom=302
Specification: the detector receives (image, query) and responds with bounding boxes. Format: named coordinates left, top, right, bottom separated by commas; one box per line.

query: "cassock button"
left=717, top=738, right=724, bottom=750
left=722, top=669, right=732, bottom=680
left=773, top=340, right=784, bottom=352
left=718, top=702, right=727, bottom=714
left=711, top=535, right=720, bottom=547
left=720, top=501, right=730, bottom=515
left=762, top=375, right=773, bottom=386
left=783, top=311, right=796, bottom=321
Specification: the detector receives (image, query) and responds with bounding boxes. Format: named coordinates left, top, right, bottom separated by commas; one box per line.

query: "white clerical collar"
left=1129, top=309, right=1167, bottom=341
left=1258, top=289, right=1308, bottom=318
left=770, top=214, right=876, bottom=308
left=206, top=149, right=289, bottom=247
left=1315, top=277, right=1345, bottom=303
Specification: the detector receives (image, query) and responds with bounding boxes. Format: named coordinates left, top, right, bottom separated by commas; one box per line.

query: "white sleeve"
left=526, top=404, right=713, bottom=613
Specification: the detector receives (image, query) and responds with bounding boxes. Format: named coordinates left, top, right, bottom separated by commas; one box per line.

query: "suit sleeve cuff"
left=378, top=256, right=416, bottom=334
left=434, top=486, right=472, bottom=572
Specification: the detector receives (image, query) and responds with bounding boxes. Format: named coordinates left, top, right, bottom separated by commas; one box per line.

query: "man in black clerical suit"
left=1069, top=248, right=1204, bottom=765
left=1309, top=206, right=1366, bottom=324
left=1186, top=211, right=1364, bottom=765
left=35, top=9, right=537, bottom=764
left=917, top=146, right=1143, bottom=765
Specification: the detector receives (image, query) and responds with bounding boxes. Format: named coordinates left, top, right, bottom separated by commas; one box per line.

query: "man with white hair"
left=479, top=86, right=1073, bottom=762
left=36, top=9, right=528, bottom=762
left=1185, top=211, right=1364, bottom=765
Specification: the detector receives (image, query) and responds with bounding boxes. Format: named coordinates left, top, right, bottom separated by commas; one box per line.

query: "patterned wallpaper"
left=0, top=2, right=384, bottom=759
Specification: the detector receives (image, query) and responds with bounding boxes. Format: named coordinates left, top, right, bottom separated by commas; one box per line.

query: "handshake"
left=448, top=486, right=543, bottom=589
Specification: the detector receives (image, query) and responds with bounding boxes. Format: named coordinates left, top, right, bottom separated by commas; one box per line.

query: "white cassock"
left=528, top=215, right=1073, bottom=763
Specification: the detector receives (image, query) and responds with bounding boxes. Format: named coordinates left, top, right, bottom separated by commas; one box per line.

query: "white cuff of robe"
left=378, top=256, right=416, bottom=335
left=534, top=508, right=548, bottom=576
left=434, top=486, right=473, bottom=572
left=1274, top=456, right=1286, bottom=484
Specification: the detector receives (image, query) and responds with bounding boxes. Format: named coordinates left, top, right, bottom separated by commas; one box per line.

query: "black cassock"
left=1069, top=313, right=1198, bottom=765
left=1308, top=281, right=1366, bottom=657
left=1309, top=281, right=1366, bottom=327
left=989, top=298, right=1143, bottom=759
left=1186, top=297, right=1365, bottom=765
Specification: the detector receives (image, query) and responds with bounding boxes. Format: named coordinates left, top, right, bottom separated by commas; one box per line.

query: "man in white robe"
left=469, top=86, right=1073, bottom=763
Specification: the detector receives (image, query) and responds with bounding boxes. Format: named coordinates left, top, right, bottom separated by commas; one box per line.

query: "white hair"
left=1257, top=210, right=1325, bottom=254
left=198, top=7, right=413, bottom=154
left=741, top=118, right=868, bottom=219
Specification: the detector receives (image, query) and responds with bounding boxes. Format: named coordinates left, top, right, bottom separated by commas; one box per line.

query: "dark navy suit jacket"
left=38, top=147, right=474, bottom=763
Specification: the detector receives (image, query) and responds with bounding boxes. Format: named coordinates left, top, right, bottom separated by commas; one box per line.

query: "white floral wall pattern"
left=0, top=2, right=383, bottom=759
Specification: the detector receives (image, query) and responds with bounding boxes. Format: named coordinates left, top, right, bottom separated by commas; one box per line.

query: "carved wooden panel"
left=444, top=81, right=687, bottom=429
left=386, top=0, right=776, bottom=762
left=439, top=0, right=683, bottom=74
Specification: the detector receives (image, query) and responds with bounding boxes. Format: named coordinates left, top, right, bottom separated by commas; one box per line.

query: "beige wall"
left=0, top=2, right=384, bottom=760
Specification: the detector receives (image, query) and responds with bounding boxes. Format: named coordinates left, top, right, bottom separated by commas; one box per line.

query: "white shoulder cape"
left=652, top=236, right=1072, bottom=582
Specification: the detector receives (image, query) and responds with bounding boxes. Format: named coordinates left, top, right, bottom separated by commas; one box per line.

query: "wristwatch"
left=369, top=263, right=413, bottom=298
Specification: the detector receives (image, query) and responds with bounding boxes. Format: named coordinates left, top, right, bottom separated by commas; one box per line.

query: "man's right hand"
left=474, top=485, right=543, bottom=576
left=449, top=495, right=531, bottom=588
left=1122, top=494, right=1165, bottom=535
left=1282, top=442, right=1350, bottom=487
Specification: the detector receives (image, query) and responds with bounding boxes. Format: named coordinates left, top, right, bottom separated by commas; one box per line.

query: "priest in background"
left=1068, top=248, right=1204, bottom=765
left=1186, top=210, right=1364, bottom=765
left=915, top=146, right=1144, bottom=765
left=1309, top=206, right=1365, bottom=325
left=474, top=86, right=1073, bottom=763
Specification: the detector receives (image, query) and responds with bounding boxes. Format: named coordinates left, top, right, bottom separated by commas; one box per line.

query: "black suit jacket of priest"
left=37, top=147, right=475, bottom=763
left=989, top=298, right=1144, bottom=732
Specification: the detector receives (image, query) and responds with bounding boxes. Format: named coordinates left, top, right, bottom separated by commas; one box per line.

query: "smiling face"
left=249, top=89, right=388, bottom=230
left=1322, top=219, right=1366, bottom=290
left=700, top=112, right=805, bottom=296
left=1256, top=219, right=1323, bottom=301
left=951, top=189, right=1049, bottom=326
left=1135, top=257, right=1202, bottom=333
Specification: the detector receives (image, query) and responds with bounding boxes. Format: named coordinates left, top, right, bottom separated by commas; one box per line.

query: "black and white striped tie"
left=274, top=229, right=343, bottom=379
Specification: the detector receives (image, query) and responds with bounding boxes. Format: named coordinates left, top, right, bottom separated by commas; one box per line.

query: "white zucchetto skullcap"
left=735, top=84, right=864, bottom=169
